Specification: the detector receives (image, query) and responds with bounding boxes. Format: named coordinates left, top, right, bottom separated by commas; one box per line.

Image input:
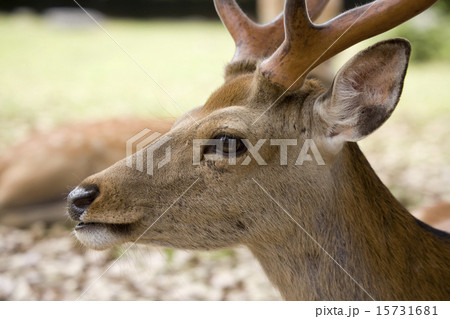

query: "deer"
left=67, top=0, right=450, bottom=300
left=0, top=118, right=173, bottom=226
left=0, top=2, right=341, bottom=222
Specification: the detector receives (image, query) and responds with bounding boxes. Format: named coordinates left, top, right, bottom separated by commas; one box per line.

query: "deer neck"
left=248, top=143, right=450, bottom=300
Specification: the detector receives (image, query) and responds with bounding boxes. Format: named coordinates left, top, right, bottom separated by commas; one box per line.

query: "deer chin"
left=74, top=222, right=136, bottom=250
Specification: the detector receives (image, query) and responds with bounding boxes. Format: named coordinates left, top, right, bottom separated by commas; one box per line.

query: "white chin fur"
left=75, top=226, right=124, bottom=250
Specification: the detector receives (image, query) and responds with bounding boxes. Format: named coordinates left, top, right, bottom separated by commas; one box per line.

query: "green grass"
left=399, top=63, right=450, bottom=124
left=1, top=13, right=449, bottom=144
left=0, top=13, right=234, bottom=148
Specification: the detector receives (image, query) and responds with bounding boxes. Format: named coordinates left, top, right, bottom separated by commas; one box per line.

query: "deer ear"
left=315, top=39, right=411, bottom=145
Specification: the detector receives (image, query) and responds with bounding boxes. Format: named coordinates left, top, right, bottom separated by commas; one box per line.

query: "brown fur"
left=69, top=39, right=450, bottom=300
left=0, top=118, right=173, bottom=209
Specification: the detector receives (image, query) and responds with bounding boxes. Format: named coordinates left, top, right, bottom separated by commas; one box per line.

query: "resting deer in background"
left=0, top=118, right=173, bottom=226
left=67, top=0, right=450, bottom=300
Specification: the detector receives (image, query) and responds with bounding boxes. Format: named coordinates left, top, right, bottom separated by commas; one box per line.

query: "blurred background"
left=0, top=0, right=449, bottom=300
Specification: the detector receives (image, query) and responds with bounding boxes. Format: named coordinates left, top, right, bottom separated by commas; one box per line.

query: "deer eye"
left=204, top=134, right=247, bottom=157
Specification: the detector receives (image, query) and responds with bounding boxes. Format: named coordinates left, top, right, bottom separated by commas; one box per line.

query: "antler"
left=260, top=0, right=439, bottom=91
left=214, top=0, right=330, bottom=62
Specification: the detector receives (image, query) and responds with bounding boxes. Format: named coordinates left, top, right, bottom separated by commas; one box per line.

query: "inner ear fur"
left=315, top=39, right=411, bottom=143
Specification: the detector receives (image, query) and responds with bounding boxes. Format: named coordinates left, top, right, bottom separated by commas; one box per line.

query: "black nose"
left=67, top=185, right=99, bottom=221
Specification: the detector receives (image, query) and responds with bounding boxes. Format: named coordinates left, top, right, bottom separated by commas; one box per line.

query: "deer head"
left=68, top=0, right=448, bottom=300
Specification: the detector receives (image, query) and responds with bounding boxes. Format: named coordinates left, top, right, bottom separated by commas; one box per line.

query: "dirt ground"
left=0, top=223, right=281, bottom=300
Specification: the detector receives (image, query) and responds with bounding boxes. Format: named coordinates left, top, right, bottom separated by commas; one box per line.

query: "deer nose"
left=67, top=185, right=99, bottom=221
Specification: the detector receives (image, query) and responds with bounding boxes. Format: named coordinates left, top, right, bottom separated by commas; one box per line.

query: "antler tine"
left=214, top=0, right=284, bottom=62
left=214, top=0, right=330, bottom=62
left=261, top=0, right=439, bottom=91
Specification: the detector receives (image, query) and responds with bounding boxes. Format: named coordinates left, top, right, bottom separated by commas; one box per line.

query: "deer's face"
left=67, top=69, right=327, bottom=250
left=68, top=39, right=410, bottom=251
left=67, top=0, right=428, bottom=251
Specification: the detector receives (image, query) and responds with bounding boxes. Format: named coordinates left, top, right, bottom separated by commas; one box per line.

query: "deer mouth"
left=75, top=222, right=95, bottom=230
left=75, top=222, right=133, bottom=233
left=74, top=221, right=137, bottom=250
left=75, top=222, right=131, bottom=232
